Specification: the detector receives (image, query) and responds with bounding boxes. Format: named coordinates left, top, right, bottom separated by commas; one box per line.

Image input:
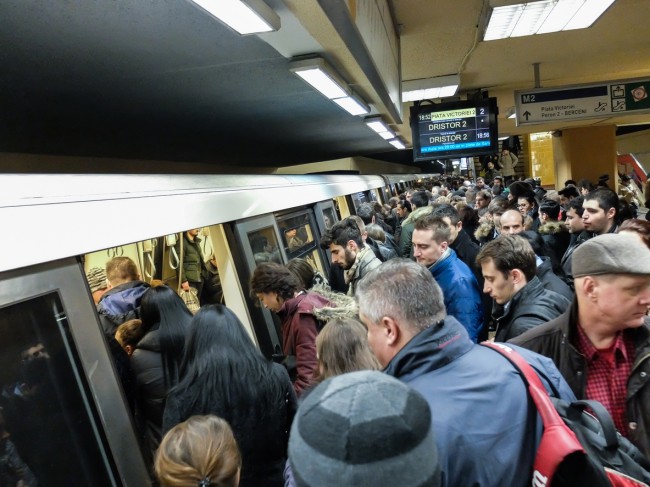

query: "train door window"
left=313, top=200, right=339, bottom=274
left=276, top=210, right=327, bottom=280
left=348, top=191, right=370, bottom=214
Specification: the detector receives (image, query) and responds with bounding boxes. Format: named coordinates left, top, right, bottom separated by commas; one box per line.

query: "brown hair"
left=476, top=234, right=537, bottom=281
left=285, top=258, right=316, bottom=290
left=115, top=319, right=144, bottom=348
left=154, top=415, right=241, bottom=487
left=105, top=257, right=139, bottom=285
left=413, top=214, right=451, bottom=244
left=249, top=262, right=299, bottom=301
left=311, top=318, right=380, bottom=384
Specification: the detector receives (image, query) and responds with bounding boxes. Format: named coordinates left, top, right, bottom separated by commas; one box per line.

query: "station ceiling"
left=1, top=0, right=649, bottom=169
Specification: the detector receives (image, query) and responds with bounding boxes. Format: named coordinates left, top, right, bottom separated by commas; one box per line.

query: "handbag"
left=179, top=287, right=200, bottom=314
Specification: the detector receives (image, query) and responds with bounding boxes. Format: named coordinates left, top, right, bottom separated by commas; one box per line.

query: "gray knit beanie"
left=289, top=370, right=440, bottom=487
left=85, top=267, right=108, bottom=293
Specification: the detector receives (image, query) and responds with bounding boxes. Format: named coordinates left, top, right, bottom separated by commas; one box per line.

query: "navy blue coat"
left=384, top=317, right=576, bottom=487
left=428, top=249, right=484, bottom=342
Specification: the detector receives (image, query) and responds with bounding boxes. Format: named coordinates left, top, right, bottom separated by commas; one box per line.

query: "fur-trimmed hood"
left=402, top=205, right=432, bottom=226
left=310, top=284, right=359, bottom=322
left=537, top=220, right=568, bottom=235
left=474, top=220, right=495, bottom=240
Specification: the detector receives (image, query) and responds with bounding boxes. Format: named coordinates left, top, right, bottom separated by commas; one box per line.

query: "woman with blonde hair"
left=311, top=317, right=381, bottom=384
left=155, top=415, right=241, bottom=487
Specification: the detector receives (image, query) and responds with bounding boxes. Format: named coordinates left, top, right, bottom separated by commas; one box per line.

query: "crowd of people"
left=76, top=169, right=650, bottom=487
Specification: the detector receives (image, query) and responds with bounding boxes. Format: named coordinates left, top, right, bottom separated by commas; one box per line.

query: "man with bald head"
left=511, top=233, right=650, bottom=458
left=498, top=209, right=525, bottom=235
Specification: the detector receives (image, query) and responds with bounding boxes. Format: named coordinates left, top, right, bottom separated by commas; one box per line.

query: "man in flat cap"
left=510, top=233, right=650, bottom=458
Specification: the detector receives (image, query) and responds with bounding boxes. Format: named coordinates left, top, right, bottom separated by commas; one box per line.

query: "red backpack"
left=482, top=342, right=650, bottom=487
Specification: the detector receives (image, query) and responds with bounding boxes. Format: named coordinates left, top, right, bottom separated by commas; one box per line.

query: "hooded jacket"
left=510, top=305, right=650, bottom=459
left=399, top=206, right=432, bottom=257
left=96, top=280, right=150, bottom=335
left=493, top=276, right=570, bottom=342
left=474, top=218, right=499, bottom=246
left=277, top=291, right=334, bottom=395
left=384, top=316, right=576, bottom=487
left=538, top=220, right=571, bottom=264
left=428, top=249, right=484, bottom=342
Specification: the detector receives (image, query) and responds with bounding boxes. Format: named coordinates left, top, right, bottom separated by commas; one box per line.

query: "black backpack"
left=482, top=342, right=650, bottom=487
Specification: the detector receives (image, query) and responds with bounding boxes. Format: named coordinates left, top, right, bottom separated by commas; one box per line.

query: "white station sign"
left=514, top=78, right=650, bottom=126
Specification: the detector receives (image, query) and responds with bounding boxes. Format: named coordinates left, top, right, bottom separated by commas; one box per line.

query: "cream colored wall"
left=273, top=156, right=419, bottom=174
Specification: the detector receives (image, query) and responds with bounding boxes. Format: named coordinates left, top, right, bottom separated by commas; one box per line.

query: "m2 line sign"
left=514, top=77, right=650, bottom=126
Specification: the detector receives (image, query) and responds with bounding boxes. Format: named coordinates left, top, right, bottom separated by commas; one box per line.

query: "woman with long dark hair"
left=131, top=284, right=192, bottom=464
left=163, top=305, right=297, bottom=487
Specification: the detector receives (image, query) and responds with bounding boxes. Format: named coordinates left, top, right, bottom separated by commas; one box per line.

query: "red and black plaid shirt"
left=575, top=324, right=634, bottom=436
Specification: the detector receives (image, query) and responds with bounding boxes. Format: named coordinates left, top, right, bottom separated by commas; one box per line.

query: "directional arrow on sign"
left=523, top=111, right=531, bottom=121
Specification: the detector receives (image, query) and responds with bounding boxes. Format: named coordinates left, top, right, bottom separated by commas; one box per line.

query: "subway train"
left=0, top=172, right=430, bottom=486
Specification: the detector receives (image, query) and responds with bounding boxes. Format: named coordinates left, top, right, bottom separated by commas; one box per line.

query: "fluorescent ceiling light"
left=378, top=130, right=395, bottom=140
left=498, top=136, right=510, bottom=140
left=402, top=75, right=460, bottom=103
left=333, top=95, right=370, bottom=116
left=484, top=0, right=616, bottom=40
left=389, top=138, right=406, bottom=150
left=365, top=116, right=390, bottom=134
left=291, top=56, right=370, bottom=116
left=189, top=0, right=280, bottom=35
left=290, top=57, right=349, bottom=99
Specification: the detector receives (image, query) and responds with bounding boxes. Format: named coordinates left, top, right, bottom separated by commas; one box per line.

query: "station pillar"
left=552, top=125, right=617, bottom=187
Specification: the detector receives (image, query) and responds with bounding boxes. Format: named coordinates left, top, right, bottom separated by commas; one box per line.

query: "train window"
left=248, top=228, right=282, bottom=266
left=322, top=207, right=336, bottom=230
left=0, top=293, right=118, bottom=486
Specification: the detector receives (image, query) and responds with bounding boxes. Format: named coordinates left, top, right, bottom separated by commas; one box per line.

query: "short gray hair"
left=356, top=259, right=445, bottom=332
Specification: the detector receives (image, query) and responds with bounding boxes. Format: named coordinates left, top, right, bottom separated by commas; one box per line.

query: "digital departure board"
left=410, top=97, right=499, bottom=161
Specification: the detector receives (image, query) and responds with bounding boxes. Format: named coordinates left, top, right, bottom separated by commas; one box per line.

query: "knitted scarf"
left=344, top=246, right=372, bottom=285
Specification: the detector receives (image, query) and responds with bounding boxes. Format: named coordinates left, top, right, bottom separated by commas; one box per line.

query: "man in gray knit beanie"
left=288, top=370, right=440, bottom=487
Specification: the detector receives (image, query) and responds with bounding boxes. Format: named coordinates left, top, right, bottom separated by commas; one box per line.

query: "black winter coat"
left=537, top=256, right=574, bottom=302
left=494, top=276, right=570, bottom=342
left=130, top=326, right=166, bottom=463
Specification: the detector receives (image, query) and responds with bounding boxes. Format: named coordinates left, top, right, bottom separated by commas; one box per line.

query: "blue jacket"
left=428, top=249, right=484, bottom=342
left=384, top=317, right=576, bottom=487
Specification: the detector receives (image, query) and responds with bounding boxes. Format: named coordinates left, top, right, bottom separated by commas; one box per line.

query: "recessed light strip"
left=189, top=0, right=280, bottom=35
left=484, top=0, right=616, bottom=40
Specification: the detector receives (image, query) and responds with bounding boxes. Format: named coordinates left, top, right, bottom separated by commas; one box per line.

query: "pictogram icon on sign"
left=612, top=99, right=626, bottom=112
left=611, top=85, right=625, bottom=98
left=631, top=86, right=648, bottom=102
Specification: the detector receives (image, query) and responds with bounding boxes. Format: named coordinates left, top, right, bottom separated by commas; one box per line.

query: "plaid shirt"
left=575, top=324, right=634, bottom=435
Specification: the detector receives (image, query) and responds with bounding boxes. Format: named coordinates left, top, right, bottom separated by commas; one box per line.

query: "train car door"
left=233, top=215, right=287, bottom=357
left=0, top=259, right=151, bottom=486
